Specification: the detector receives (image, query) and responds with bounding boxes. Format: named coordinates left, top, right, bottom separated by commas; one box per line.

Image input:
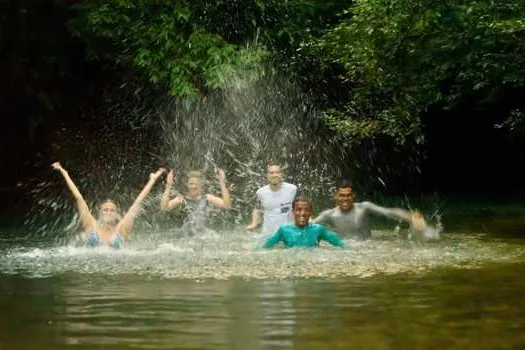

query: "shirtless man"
left=245, top=163, right=297, bottom=235
left=311, top=180, right=427, bottom=240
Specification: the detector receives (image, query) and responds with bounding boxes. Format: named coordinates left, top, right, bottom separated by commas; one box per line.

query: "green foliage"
left=69, top=1, right=267, bottom=97
left=323, top=108, right=381, bottom=143
left=69, top=0, right=347, bottom=98
left=313, top=0, right=525, bottom=145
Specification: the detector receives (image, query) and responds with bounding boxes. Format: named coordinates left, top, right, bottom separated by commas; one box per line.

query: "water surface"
left=1, top=228, right=525, bottom=349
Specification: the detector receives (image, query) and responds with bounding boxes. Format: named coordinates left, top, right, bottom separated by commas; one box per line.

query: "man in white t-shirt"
left=245, top=164, right=298, bottom=235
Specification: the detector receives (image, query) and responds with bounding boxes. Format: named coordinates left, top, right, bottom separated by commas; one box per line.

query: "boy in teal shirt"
left=260, top=196, right=345, bottom=249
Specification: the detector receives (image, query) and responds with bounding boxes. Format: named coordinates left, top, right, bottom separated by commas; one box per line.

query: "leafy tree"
left=312, top=0, right=525, bottom=146
left=69, top=0, right=348, bottom=98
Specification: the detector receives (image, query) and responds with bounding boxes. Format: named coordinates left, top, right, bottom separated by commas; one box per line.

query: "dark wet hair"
left=336, top=179, right=353, bottom=189
left=292, top=195, right=313, bottom=210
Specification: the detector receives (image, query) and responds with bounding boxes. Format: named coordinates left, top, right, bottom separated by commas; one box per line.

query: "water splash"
left=21, top=66, right=353, bottom=242
left=21, top=66, right=438, bottom=247
left=156, top=70, right=348, bottom=227
left=0, top=230, right=524, bottom=280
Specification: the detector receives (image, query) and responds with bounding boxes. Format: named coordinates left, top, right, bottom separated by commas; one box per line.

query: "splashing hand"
left=410, top=211, right=426, bottom=231
left=51, top=162, right=63, bottom=171
left=245, top=224, right=257, bottom=232
left=216, top=168, right=226, bottom=181
left=166, top=169, right=175, bottom=184
left=150, top=168, right=165, bottom=181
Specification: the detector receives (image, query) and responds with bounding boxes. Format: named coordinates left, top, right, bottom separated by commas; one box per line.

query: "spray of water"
left=21, top=66, right=351, bottom=243
left=1, top=232, right=524, bottom=280
left=7, top=64, right=517, bottom=281
left=155, top=68, right=348, bottom=227
left=21, top=111, right=165, bottom=245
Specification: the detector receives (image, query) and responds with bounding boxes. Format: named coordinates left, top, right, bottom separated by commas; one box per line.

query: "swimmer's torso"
left=85, top=232, right=123, bottom=249
left=255, top=183, right=297, bottom=235
left=180, top=195, right=209, bottom=235
left=262, top=223, right=344, bottom=248
left=312, top=203, right=381, bottom=239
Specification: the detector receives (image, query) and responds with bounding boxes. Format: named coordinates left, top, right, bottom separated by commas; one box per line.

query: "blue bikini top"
left=86, top=232, right=123, bottom=249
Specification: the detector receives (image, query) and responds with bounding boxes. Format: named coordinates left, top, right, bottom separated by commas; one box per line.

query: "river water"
left=1, top=225, right=525, bottom=349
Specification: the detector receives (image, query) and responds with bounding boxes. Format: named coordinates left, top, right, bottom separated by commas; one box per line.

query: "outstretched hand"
left=410, top=211, right=427, bottom=231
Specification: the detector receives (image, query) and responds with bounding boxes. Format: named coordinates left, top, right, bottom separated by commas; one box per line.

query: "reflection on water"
left=1, top=263, right=525, bottom=349
left=1, top=230, right=525, bottom=349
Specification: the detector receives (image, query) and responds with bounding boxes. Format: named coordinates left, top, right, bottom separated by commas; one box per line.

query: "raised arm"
left=160, top=169, right=183, bottom=211
left=205, top=168, right=232, bottom=209
left=52, top=162, right=96, bottom=232
left=362, top=201, right=426, bottom=231
left=117, top=168, right=164, bottom=236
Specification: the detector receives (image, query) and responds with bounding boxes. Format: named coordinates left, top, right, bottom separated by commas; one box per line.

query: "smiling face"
left=293, top=200, right=312, bottom=227
left=335, top=187, right=355, bottom=212
left=186, top=176, right=203, bottom=198
left=98, top=201, right=120, bottom=225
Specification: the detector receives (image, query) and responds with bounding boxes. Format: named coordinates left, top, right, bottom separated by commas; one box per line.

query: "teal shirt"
left=262, top=223, right=345, bottom=249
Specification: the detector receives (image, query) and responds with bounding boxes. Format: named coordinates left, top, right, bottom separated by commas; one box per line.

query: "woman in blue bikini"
left=52, top=162, right=164, bottom=248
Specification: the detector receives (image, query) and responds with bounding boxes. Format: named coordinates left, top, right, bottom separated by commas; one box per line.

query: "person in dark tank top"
left=160, top=168, right=232, bottom=235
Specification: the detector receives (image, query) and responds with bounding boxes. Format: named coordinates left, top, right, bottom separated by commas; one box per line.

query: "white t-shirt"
left=254, top=182, right=297, bottom=235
